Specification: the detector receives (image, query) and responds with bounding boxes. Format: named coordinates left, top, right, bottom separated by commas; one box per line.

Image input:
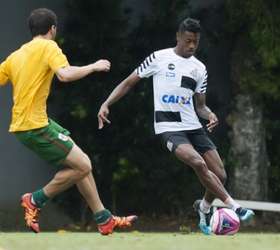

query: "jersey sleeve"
left=47, top=41, right=69, bottom=72
left=0, top=59, right=10, bottom=86
left=195, top=68, right=208, bottom=94
left=135, top=52, right=160, bottom=78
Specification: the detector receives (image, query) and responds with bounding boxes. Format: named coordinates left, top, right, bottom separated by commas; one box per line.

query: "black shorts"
left=159, top=128, right=216, bottom=155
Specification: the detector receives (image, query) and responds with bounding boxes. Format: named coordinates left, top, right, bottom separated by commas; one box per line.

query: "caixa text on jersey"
left=161, top=95, right=191, bottom=105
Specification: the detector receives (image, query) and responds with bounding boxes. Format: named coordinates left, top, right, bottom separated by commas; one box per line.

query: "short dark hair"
left=28, top=8, right=57, bottom=37
left=178, top=18, right=201, bottom=33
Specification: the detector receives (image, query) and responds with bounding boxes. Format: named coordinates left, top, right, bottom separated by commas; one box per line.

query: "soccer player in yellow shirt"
left=0, top=8, right=136, bottom=234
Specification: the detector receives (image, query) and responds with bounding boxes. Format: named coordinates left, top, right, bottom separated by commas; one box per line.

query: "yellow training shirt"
left=0, top=38, right=69, bottom=132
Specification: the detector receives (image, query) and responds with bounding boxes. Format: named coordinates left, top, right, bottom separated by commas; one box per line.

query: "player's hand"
left=98, top=104, right=111, bottom=129
left=92, top=59, right=111, bottom=72
left=206, top=112, right=219, bottom=132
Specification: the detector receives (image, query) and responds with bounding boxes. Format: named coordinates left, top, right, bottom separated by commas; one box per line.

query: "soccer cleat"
left=98, top=215, right=137, bottom=235
left=193, top=200, right=212, bottom=235
left=21, top=193, right=40, bottom=233
left=235, top=207, right=255, bottom=221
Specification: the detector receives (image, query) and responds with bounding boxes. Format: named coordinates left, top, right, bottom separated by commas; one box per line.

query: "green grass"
left=0, top=232, right=279, bottom=250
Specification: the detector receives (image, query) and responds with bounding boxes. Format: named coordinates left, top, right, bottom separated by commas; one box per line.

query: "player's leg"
left=160, top=131, right=229, bottom=205
left=43, top=144, right=92, bottom=197
left=191, top=131, right=254, bottom=224
left=175, top=144, right=229, bottom=203
left=20, top=165, right=89, bottom=233
left=162, top=130, right=251, bottom=231
left=174, top=143, right=228, bottom=234
left=160, top=131, right=229, bottom=234
left=202, top=149, right=226, bottom=185
left=76, top=172, right=103, bottom=211
left=76, top=172, right=137, bottom=235
left=191, top=149, right=227, bottom=234
left=20, top=143, right=92, bottom=233
left=198, top=149, right=227, bottom=213
left=63, top=141, right=137, bottom=235
left=16, top=121, right=77, bottom=233
left=18, top=119, right=136, bottom=234
left=21, top=139, right=136, bottom=234
left=203, top=150, right=254, bottom=221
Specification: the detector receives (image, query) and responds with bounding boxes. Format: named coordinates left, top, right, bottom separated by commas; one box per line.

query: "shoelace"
left=236, top=208, right=246, bottom=216
left=23, top=204, right=39, bottom=225
left=113, top=216, right=131, bottom=227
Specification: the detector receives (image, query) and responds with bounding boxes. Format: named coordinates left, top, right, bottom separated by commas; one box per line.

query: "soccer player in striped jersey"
left=98, top=18, right=254, bottom=234
left=0, top=8, right=136, bottom=234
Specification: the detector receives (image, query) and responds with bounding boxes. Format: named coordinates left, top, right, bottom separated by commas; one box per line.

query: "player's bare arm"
left=98, top=71, right=141, bottom=129
left=56, top=59, right=111, bottom=82
left=194, top=93, right=218, bottom=132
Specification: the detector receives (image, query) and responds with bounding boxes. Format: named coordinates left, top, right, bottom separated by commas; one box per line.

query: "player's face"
left=176, top=31, right=200, bottom=58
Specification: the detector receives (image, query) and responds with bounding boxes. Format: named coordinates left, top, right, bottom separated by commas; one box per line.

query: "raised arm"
left=194, top=93, right=218, bottom=132
left=55, top=59, right=111, bottom=82
left=98, top=71, right=141, bottom=129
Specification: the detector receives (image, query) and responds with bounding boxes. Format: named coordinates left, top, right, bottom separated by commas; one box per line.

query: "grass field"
left=0, top=232, right=279, bottom=250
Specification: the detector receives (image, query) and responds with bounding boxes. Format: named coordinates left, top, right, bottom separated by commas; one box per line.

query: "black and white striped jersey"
left=136, top=48, right=208, bottom=134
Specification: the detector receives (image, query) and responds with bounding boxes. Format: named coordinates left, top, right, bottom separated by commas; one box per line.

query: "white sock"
left=31, top=196, right=36, bottom=206
left=199, top=198, right=211, bottom=214
left=224, top=197, right=240, bottom=211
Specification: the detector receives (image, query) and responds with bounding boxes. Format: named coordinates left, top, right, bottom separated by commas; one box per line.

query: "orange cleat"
left=98, top=215, right=137, bottom=235
left=21, top=193, right=40, bottom=233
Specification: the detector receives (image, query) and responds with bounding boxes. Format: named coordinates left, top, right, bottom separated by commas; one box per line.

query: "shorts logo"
left=168, top=63, right=175, bottom=70
left=58, top=133, right=69, bottom=142
left=167, top=141, right=173, bottom=152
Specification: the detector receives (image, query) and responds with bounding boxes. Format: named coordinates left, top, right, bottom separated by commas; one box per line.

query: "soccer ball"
left=210, top=208, right=240, bottom=235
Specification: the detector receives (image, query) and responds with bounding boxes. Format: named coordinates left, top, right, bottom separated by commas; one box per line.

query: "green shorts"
left=14, top=119, right=74, bottom=165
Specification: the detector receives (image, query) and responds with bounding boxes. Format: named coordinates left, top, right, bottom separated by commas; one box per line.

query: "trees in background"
left=226, top=0, right=280, bottom=202
left=50, top=0, right=280, bottom=222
